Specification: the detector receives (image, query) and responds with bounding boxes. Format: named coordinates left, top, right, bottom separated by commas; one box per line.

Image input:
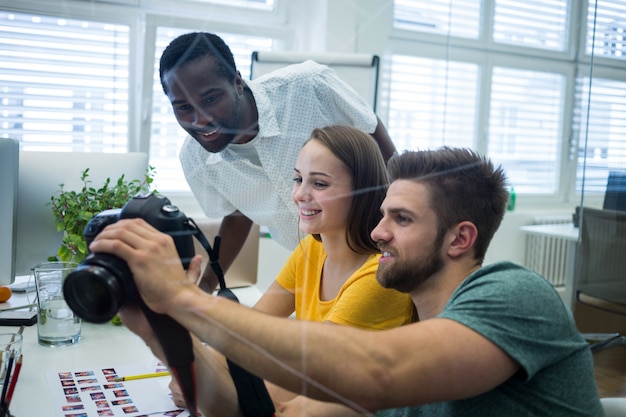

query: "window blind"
left=0, top=11, right=129, bottom=152
left=393, top=0, right=481, bottom=39
left=187, top=0, right=274, bottom=9
left=488, top=67, right=564, bottom=194
left=384, top=54, right=479, bottom=152
left=574, top=76, right=626, bottom=194
left=586, top=0, right=626, bottom=60
left=493, top=0, right=569, bottom=51
left=389, top=0, right=571, bottom=194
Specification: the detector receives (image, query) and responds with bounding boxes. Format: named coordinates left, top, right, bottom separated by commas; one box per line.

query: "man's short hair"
left=159, top=32, right=237, bottom=94
left=387, top=147, right=509, bottom=261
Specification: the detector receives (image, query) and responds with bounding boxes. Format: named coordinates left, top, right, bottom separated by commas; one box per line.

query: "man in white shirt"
left=160, top=32, right=396, bottom=292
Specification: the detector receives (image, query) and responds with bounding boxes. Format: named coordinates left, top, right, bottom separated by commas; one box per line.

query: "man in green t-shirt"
left=98, top=147, right=603, bottom=416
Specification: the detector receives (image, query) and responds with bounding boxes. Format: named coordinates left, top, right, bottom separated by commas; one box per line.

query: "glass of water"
left=33, top=262, right=81, bottom=347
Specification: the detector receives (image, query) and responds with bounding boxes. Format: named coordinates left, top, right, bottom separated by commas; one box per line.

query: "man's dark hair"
left=387, top=147, right=509, bottom=262
left=159, top=32, right=237, bottom=94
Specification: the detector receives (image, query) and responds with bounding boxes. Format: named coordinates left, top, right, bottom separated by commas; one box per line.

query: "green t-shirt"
left=376, top=262, right=604, bottom=417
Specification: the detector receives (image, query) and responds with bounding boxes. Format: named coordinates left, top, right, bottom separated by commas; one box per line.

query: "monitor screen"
left=0, top=139, right=19, bottom=285
left=14, top=151, right=149, bottom=278
left=603, top=170, right=626, bottom=212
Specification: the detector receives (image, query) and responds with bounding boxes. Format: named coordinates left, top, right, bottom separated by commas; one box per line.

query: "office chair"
left=575, top=207, right=626, bottom=352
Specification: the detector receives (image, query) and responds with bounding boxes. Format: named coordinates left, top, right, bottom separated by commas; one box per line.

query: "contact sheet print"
left=46, top=363, right=190, bottom=417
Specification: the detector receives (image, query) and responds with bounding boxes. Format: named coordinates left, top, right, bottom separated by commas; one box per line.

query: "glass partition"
left=573, top=0, right=626, bottom=362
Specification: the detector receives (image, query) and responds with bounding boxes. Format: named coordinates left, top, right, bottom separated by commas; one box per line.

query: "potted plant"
left=48, top=166, right=156, bottom=264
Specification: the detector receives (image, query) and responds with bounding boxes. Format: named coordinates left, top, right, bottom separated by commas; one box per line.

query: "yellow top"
left=276, top=235, right=414, bottom=329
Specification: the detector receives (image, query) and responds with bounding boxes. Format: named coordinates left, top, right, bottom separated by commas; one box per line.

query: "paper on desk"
left=46, top=362, right=190, bottom=417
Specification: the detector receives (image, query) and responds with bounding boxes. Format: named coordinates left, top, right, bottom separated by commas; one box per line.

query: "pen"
left=4, top=354, right=22, bottom=407
left=113, top=371, right=170, bottom=382
left=0, top=352, right=14, bottom=409
left=0, top=304, right=37, bottom=313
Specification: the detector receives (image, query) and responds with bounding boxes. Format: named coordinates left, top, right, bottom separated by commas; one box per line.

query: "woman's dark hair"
left=159, top=32, right=237, bottom=94
left=305, top=125, right=388, bottom=254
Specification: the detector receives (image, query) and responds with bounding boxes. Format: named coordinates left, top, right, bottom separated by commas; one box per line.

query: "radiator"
left=524, top=215, right=572, bottom=287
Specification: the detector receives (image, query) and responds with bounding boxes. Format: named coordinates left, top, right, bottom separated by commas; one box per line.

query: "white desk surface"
left=519, top=223, right=580, bottom=241
left=2, top=279, right=263, bottom=417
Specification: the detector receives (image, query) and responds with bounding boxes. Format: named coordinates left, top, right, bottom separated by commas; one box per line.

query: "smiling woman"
left=165, top=124, right=415, bottom=416
left=292, top=139, right=354, bottom=238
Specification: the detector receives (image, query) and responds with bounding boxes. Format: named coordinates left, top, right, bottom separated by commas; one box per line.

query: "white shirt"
left=180, top=60, right=378, bottom=250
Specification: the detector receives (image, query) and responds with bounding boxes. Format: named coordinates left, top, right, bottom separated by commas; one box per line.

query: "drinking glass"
left=33, top=262, right=81, bottom=347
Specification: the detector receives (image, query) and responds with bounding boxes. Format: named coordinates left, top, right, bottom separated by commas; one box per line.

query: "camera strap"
left=188, top=219, right=276, bottom=417
left=140, top=305, right=200, bottom=417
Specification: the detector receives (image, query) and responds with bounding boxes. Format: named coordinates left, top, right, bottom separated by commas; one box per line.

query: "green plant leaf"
left=49, top=166, right=156, bottom=265
left=58, top=245, right=72, bottom=262
left=77, top=240, right=88, bottom=255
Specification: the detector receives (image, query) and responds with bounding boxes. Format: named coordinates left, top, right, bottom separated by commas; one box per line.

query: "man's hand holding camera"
left=89, top=218, right=200, bottom=315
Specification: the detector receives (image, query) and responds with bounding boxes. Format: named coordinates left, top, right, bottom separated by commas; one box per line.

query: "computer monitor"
left=14, top=151, right=149, bottom=278
left=0, top=139, right=20, bottom=285
left=603, top=170, right=626, bottom=212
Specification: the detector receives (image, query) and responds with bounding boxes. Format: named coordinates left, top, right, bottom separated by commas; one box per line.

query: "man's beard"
left=377, top=231, right=445, bottom=293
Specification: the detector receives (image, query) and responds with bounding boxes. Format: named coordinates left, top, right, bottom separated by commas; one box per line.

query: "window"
left=574, top=0, right=626, bottom=195
left=389, top=0, right=626, bottom=198
left=0, top=11, right=129, bottom=152
left=393, top=0, right=481, bottom=39
left=493, top=0, right=569, bottom=51
left=1, top=0, right=285, bottom=193
left=4, top=0, right=626, bottom=204
left=186, top=0, right=274, bottom=9
left=488, top=67, right=564, bottom=194
left=383, top=55, right=479, bottom=151
left=574, top=76, right=626, bottom=193
left=586, top=0, right=626, bottom=60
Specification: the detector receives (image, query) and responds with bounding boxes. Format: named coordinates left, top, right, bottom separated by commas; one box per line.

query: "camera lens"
left=63, top=257, right=127, bottom=323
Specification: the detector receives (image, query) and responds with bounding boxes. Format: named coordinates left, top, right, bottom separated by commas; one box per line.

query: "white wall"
left=484, top=209, right=572, bottom=266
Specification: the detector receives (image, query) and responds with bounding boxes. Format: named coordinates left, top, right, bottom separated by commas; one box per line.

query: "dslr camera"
left=63, top=192, right=196, bottom=323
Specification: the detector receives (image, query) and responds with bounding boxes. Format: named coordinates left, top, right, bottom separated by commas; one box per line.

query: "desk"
left=7, top=318, right=153, bottom=416
left=3, top=282, right=263, bottom=416
left=520, top=223, right=580, bottom=310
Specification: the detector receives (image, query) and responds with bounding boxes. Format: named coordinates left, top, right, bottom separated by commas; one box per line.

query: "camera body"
left=63, top=192, right=195, bottom=323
